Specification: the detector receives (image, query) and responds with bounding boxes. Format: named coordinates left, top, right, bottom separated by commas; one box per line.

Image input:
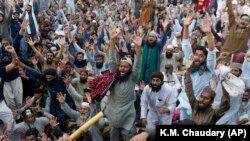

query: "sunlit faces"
left=151, top=77, right=162, bottom=89
left=46, top=52, right=54, bottom=63
left=230, top=68, right=241, bottom=77
left=239, top=16, right=250, bottom=27
left=147, top=35, right=157, bottom=44
left=242, top=91, right=250, bottom=102
left=24, top=114, right=35, bottom=124
left=118, top=61, right=131, bottom=76
left=79, top=106, right=90, bottom=114
left=193, top=50, right=206, bottom=65
left=198, top=92, right=214, bottom=109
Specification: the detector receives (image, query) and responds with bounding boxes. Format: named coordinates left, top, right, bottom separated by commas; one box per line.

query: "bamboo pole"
left=69, top=112, right=105, bottom=141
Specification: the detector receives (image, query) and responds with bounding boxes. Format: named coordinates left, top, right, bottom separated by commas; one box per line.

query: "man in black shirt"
left=0, top=46, right=18, bottom=140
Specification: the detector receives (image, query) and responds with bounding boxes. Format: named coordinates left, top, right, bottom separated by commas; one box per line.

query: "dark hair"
left=77, top=52, right=84, bottom=56
left=95, top=54, right=104, bottom=60
left=245, top=89, right=250, bottom=94
left=240, top=14, right=250, bottom=22
left=25, top=128, right=39, bottom=138
left=66, top=61, right=74, bottom=67
left=34, top=88, right=44, bottom=95
left=44, top=68, right=57, bottom=76
left=194, top=46, right=208, bottom=58
left=1, top=38, right=13, bottom=45
left=22, top=108, right=34, bottom=118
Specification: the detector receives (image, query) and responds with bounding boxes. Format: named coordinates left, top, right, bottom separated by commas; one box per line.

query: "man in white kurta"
left=140, top=72, right=176, bottom=141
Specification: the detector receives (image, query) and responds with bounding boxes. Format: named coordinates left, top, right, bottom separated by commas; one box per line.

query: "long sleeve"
left=184, top=70, right=198, bottom=109
left=214, top=83, right=230, bottom=118
left=25, top=66, right=45, bottom=81
left=60, top=102, right=80, bottom=121
left=86, top=50, right=95, bottom=67
left=73, top=42, right=86, bottom=55
left=181, top=39, right=193, bottom=65
left=140, top=88, right=149, bottom=119
left=67, top=84, right=83, bottom=103
left=8, top=119, right=26, bottom=133
left=132, top=54, right=142, bottom=81
left=108, top=49, right=118, bottom=72
left=206, top=48, right=217, bottom=73
left=227, top=0, right=236, bottom=28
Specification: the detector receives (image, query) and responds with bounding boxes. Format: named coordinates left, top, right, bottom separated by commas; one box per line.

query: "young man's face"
left=76, top=54, right=84, bottom=61
left=118, top=62, right=131, bottom=76
left=242, top=92, right=250, bottom=102
left=79, top=106, right=90, bottom=114
left=198, top=92, right=213, bottom=109
left=25, top=114, right=35, bottom=124
left=193, top=50, right=206, bottom=66
left=25, top=135, right=37, bottom=141
left=46, top=52, right=54, bottom=62
left=231, top=68, right=241, bottom=77
left=239, top=16, right=250, bottom=28
left=151, top=77, right=162, bottom=89
left=147, top=35, right=157, bottom=44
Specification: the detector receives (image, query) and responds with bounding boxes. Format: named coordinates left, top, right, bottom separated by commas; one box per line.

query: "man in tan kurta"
left=221, top=0, right=250, bottom=54
left=139, top=0, right=154, bottom=25
left=185, top=67, right=230, bottom=125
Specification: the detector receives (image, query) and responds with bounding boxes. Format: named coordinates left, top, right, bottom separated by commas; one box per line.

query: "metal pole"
left=69, top=112, right=105, bottom=141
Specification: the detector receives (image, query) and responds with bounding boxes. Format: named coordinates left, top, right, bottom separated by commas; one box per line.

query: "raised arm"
left=26, top=38, right=45, bottom=64
left=184, top=58, right=198, bottom=109
left=183, top=12, right=195, bottom=39
left=131, top=32, right=143, bottom=81
left=214, top=82, right=230, bottom=118
left=57, top=92, right=80, bottom=121
left=4, top=46, right=18, bottom=73
left=226, top=0, right=236, bottom=28
left=108, top=28, right=119, bottom=72
left=159, top=16, right=170, bottom=49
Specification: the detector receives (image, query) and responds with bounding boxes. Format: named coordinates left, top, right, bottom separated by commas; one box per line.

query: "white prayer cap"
left=92, top=20, right=97, bottom=23
left=81, top=102, right=90, bottom=108
left=149, top=31, right=158, bottom=37
left=120, top=57, right=133, bottom=66
left=50, top=47, right=58, bottom=54
left=166, top=44, right=174, bottom=50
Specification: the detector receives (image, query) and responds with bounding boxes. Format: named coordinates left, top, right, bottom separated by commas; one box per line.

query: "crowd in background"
left=0, top=0, right=250, bottom=141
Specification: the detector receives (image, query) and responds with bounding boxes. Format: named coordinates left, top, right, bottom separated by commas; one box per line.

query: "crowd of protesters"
left=0, top=0, right=250, bottom=141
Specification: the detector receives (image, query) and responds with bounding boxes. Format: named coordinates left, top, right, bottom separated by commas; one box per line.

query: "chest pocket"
left=155, top=97, right=166, bottom=107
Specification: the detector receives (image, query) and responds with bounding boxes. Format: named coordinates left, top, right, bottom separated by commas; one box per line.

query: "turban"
left=151, top=72, right=164, bottom=81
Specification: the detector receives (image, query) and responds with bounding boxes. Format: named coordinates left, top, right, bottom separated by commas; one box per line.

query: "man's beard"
left=96, top=62, right=103, bottom=69
left=197, top=105, right=207, bottom=112
left=241, top=101, right=249, bottom=108
left=165, top=52, right=173, bottom=58
left=190, top=60, right=207, bottom=74
left=80, top=77, right=87, bottom=83
left=146, top=40, right=157, bottom=48
left=115, top=70, right=131, bottom=82
left=47, top=59, right=53, bottom=65
left=47, top=79, right=56, bottom=87
left=74, top=60, right=87, bottom=68
left=149, top=83, right=162, bottom=92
